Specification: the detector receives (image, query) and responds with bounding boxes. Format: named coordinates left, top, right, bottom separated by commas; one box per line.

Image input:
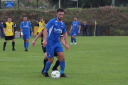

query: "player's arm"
left=29, top=22, right=33, bottom=34
left=32, top=31, right=43, bottom=46
left=30, top=27, right=33, bottom=33
left=20, top=28, right=23, bottom=36
left=63, top=23, right=69, bottom=50
left=34, top=23, right=39, bottom=32
left=43, top=19, right=54, bottom=47
left=63, top=32, right=69, bottom=51
left=60, top=36, right=65, bottom=47
left=69, top=22, right=73, bottom=33
left=3, top=24, right=6, bottom=35
left=78, top=22, right=81, bottom=33
left=34, top=26, right=38, bottom=32
left=43, top=28, right=48, bottom=47
left=20, top=22, right=23, bottom=36
left=43, top=21, right=46, bottom=26
left=69, top=25, right=73, bottom=33
left=12, top=27, right=14, bottom=34
left=60, top=32, right=65, bottom=47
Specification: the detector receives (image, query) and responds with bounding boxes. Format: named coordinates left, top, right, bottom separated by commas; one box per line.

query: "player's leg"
left=43, top=57, right=54, bottom=77
left=41, top=46, right=47, bottom=74
left=12, top=36, right=15, bottom=51
left=41, top=34, right=43, bottom=45
left=24, top=40, right=26, bottom=49
left=52, top=53, right=60, bottom=71
left=57, top=52, right=68, bottom=77
left=43, top=45, right=54, bottom=77
left=3, top=36, right=8, bottom=51
left=25, top=39, right=29, bottom=51
left=41, top=51, right=48, bottom=74
left=70, top=32, right=74, bottom=44
left=43, top=52, right=48, bottom=68
left=71, top=36, right=75, bottom=44
left=25, top=35, right=30, bottom=51
left=23, top=35, right=26, bottom=50
left=55, top=44, right=68, bottom=77
left=73, top=36, right=77, bottom=44
left=42, top=46, right=48, bottom=70
left=73, top=32, right=78, bottom=45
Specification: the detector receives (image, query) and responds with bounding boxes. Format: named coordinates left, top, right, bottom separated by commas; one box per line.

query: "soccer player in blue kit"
left=43, top=9, right=69, bottom=77
left=20, top=17, right=33, bottom=51
left=69, top=17, right=81, bottom=45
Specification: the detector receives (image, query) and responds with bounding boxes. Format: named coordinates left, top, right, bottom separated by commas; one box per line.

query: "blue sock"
left=74, top=38, right=76, bottom=43
left=44, top=61, right=51, bottom=73
left=71, top=38, right=73, bottom=43
left=24, top=43, right=26, bottom=49
left=26, top=42, right=29, bottom=50
left=60, top=61, right=65, bottom=74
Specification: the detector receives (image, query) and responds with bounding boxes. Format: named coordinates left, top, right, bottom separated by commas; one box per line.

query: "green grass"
left=0, top=36, right=128, bottom=85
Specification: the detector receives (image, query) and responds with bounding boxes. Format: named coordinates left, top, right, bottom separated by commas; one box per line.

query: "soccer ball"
left=51, top=70, right=60, bottom=79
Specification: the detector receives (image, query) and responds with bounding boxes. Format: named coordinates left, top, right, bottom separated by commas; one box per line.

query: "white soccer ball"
left=51, top=70, right=60, bottom=79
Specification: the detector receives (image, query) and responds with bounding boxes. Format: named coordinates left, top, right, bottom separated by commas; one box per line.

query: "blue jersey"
left=71, top=21, right=81, bottom=32
left=45, top=18, right=67, bottom=45
left=20, top=21, right=31, bottom=35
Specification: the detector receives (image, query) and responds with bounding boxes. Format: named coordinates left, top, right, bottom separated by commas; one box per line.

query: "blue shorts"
left=71, top=31, right=78, bottom=37
left=46, top=43, right=64, bottom=58
left=23, top=35, right=30, bottom=40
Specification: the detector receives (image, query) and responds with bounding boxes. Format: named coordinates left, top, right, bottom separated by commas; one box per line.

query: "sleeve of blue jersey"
left=62, top=23, right=67, bottom=33
left=20, top=22, right=23, bottom=29
left=45, top=19, right=54, bottom=30
left=78, top=21, right=81, bottom=26
left=71, top=21, right=73, bottom=26
left=29, top=22, right=32, bottom=27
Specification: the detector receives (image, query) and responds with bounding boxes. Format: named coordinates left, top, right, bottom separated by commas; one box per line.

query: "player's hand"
left=4, top=33, right=6, bottom=36
left=65, top=45, right=69, bottom=51
left=78, top=30, right=80, bottom=33
left=32, top=32, right=34, bottom=35
left=21, top=32, right=23, bottom=37
left=69, top=31, right=71, bottom=33
left=43, top=40, right=47, bottom=47
left=32, top=40, right=36, bottom=46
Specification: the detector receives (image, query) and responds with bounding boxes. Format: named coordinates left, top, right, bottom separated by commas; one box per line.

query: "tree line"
left=49, top=0, right=128, bottom=8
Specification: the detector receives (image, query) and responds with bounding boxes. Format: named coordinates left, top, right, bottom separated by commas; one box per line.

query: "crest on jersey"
left=48, top=53, right=51, bottom=57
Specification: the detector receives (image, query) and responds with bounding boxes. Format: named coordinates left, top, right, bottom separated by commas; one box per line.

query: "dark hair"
left=40, top=17, right=43, bottom=19
left=74, top=17, right=77, bottom=18
left=1, top=20, right=4, bottom=22
left=23, top=16, right=27, bottom=18
left=8, top=17, right=11, bottom=18
left=57, top=8, right=65, bottom=13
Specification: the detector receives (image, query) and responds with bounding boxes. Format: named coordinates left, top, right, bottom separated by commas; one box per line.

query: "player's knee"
left=48, top=58, right=54, bottom=63
left=71, top=36, right=74, bottom=38
left=12, top=39, right=15, bottom=42
left=57, top=56, right=60, bottom=61
left=60, top=56, right=65, bottom=62
left=44, top=53, right=47, bottom=59
left=26, top=39, right=29, bottom=42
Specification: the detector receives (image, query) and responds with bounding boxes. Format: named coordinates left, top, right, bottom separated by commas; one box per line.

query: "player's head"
left=36, top=20, right=38, bottom=23
left=74, top=17, right=77, bottom=21
left=23, top=17, right=27, bottom=22
left=56, top=8, right=65, bottom=21
left=8, top=17, right=12, bottom=22
left=1, top=20, right=4, bottom=24
left=84, top=21, right=86, bottom=24
left=40, top=17, right=43, bottom=22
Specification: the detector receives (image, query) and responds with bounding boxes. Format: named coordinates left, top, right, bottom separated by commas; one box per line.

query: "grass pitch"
left=0, top=36, right=128, bottom=85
